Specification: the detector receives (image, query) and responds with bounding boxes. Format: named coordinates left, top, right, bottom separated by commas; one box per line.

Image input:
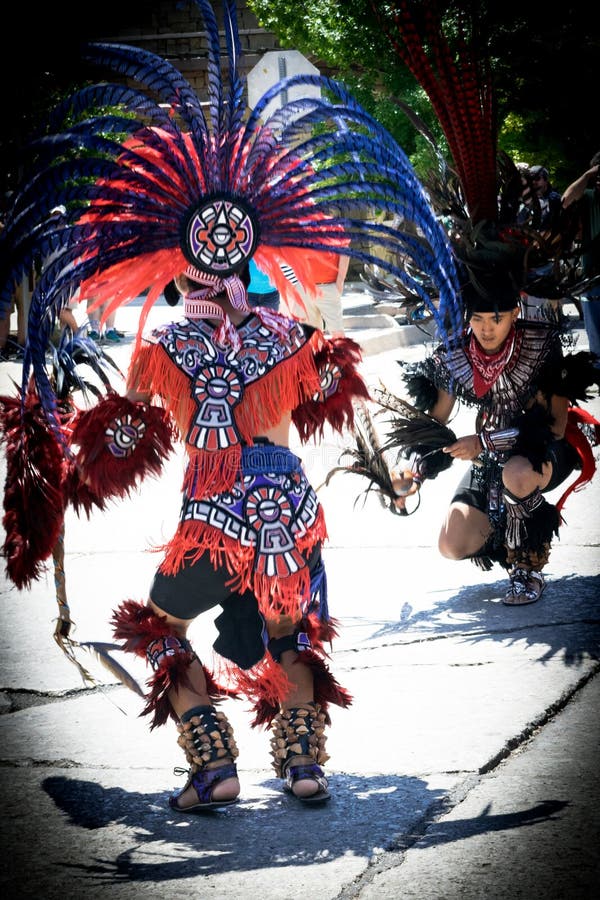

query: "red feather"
left=62, top=459, right=108, bottom=517
left=557, top=407, right=600, bottom=512
left=70, top=393, right=175, bottom=500
left=0, top=387, right=67, bottom=588
left=292, top=336, right=370, bottom=441
left=111, top=600, right=234, bottom=729
left=373, top=0, right=498, bottom=224
left=249, top=651, right=352, bottom=728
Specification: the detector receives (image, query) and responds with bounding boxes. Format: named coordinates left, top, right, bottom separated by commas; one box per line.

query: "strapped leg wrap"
left=111, top=599, right=228, bottom=729
left=170, top=705, right=239, bottom=811
left=503, top=488, right=560, bottom=570
left=269, top=702, right=329, bottom=778
left=268, top=630, right=312, bottom=663
left=177, top=705, right=239, bottom=770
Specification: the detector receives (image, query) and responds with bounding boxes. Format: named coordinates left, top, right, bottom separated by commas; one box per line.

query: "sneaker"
left=104, top=328, right=122, bottom=343
left=88, top=329, right=101, bottom=340
left=503, top=568, right=545, bottom=606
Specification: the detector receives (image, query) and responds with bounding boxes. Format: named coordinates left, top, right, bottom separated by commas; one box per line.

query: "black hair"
left=462, top=269, right=520, bottom=318
left=163, top=280, right=181, bottom=306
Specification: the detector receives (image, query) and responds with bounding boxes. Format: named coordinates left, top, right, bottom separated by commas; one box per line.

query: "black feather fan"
left=322, top=400, right=405, bottom=514
left=374, top=386, right=457, bottom=479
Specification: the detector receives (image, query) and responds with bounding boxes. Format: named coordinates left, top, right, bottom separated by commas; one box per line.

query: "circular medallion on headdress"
left=182, top=193, right=258, bottom=276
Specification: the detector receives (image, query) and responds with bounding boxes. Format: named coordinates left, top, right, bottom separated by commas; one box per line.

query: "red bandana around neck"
left=469, top=326, right=516, bottom=397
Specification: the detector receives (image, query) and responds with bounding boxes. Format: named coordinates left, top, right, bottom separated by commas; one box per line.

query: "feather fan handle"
left=374, top=386, right=456, bottom=446
left=373, top=386, right=456, bottom=485
left=77, top=642, right=146, bottom=697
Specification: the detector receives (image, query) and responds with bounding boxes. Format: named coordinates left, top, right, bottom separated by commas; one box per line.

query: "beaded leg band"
left=503, top=488, right=560, bottom=570
left=270, top=702, right=330, bottom=803
left=177, top=705, right=239, bottom=770
left=270, top=703, right=328, bottom=777
left=170, top=705, right=240, bottom=813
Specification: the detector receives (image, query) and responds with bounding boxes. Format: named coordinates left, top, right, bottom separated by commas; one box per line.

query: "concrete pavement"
left=1, top=288, right=599, bottom=899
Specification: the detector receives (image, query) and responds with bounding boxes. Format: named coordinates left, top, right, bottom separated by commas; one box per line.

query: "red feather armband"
left=292, top=337, right=370, bottom=441
left=69, top=393, right=176, bottom=500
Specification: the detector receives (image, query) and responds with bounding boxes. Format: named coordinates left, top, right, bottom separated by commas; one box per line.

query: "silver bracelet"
left=479, top=427, right=519, bottom=454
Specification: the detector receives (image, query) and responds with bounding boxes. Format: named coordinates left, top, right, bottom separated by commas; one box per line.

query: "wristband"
left=479, top=426, right=519, bottom=454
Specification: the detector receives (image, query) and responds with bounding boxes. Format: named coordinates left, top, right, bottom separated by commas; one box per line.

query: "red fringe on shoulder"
left=130, top=332, right=325, bottom=495
left=235, top=339, right=322, bottom=437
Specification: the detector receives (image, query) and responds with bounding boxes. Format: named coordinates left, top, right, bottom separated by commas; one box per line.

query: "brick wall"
left=92, top=0, right=283, bottom=96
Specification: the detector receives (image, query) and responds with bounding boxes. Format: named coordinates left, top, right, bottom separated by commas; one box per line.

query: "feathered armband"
left=69, top=393, right=176, bottom=500
left=292, top=337, right=370, bottom=441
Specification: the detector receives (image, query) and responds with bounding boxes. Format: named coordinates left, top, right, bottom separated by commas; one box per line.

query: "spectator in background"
left=562, top=151, right=600, bottom=365
left=0, top=197, right=27, bottom=359
left=247, top=258, right=280, bottom=310
left=289, top=251, right=349, bottom=338
left=518, top=165, right=562, bottom=235
left=0, top=277, right=27, bottom=361
left=87, top=297, right=123, bottom=343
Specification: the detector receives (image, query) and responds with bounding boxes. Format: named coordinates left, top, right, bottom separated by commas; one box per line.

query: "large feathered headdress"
left=0, top=0, right=460, bottom=438
left=369, top=0, right=539, bottom=312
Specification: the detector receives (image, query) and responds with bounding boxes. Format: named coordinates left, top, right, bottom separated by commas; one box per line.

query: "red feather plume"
left=0, top=386, right=67, bottom=588
left=111, top=599, right=234, bottom=729
left=69, top=393, right=176, bottom=501
left=372, top=0, right=498, bottom=224
left=292, top=337, right=370, bottom=441
left=249, top=651, right=352, bottom=728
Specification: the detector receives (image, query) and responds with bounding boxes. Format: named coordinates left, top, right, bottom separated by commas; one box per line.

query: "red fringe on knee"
left=111, top=599, right=232, bottom=729
left=242, top=649, right=352, bottom=729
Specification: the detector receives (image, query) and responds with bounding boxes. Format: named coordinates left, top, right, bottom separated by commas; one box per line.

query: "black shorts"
left=149, top=543, right=323, bottom=670
left=452, top=438, right=580, bottom=513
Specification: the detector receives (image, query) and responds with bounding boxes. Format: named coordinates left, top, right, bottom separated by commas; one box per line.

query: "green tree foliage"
left=248, top=0, right=599, bottom=189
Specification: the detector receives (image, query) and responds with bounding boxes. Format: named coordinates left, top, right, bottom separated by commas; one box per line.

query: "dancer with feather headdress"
left=0, top=0, right=460, bottom=811
left=331, top=0, right=600, bottom=605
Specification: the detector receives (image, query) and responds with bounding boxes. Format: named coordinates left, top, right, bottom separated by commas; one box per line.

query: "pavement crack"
left=0, top=683, right=121, bottom=714
left=479, top=662, right=600, bottom=775
left=0, top=757, right=83, bottom=768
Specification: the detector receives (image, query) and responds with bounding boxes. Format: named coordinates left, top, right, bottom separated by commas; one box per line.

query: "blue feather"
left=1, top=0, right=464, bottom=446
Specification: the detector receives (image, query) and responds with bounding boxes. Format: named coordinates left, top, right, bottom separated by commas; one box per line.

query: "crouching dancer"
left=390, top=273, right=599, bottom=605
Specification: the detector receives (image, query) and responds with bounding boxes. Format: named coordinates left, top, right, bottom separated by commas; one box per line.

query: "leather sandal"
left=503, top=568, right=546, bottom=606
left=169, top=762, right=239, bottom=813
left=284, top=762, right=330, bottom=804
